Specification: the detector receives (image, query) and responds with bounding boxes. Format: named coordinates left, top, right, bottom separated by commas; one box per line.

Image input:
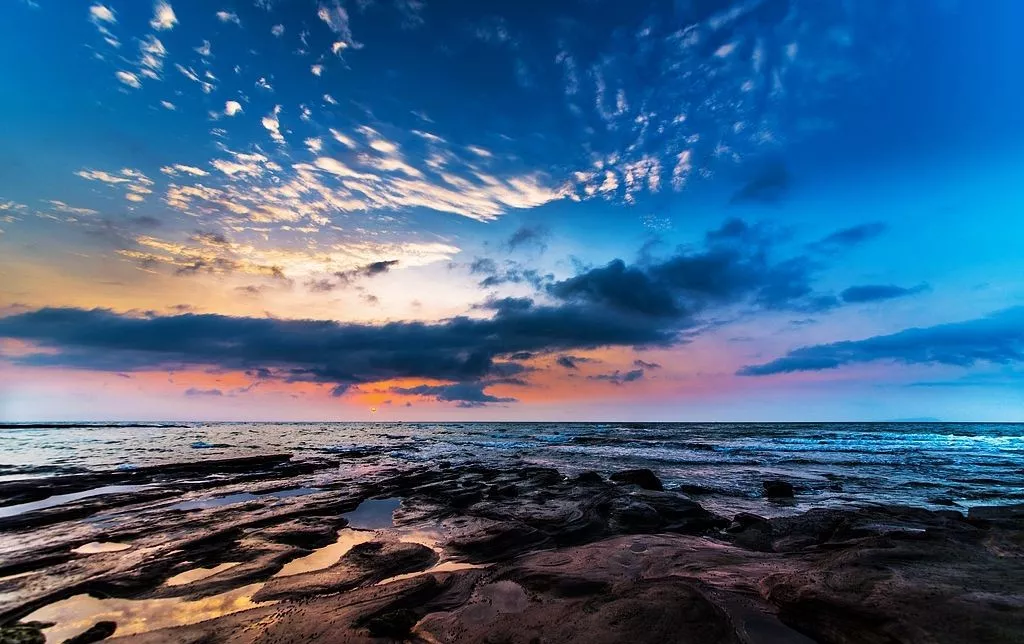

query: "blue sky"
left=1, top=0, right=1022, bottom=421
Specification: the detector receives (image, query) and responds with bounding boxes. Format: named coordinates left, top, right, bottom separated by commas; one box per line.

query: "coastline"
left=1, top=454, right=1022, bottom=643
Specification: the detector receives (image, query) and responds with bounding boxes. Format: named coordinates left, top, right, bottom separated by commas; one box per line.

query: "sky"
left=1, top=0, right=1023, bottom=422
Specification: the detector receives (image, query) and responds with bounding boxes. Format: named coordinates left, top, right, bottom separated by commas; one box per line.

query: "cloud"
left=633, top=359, right=661, bottom=369
left=216, top=10, right=240, bottom=25
left=588, top=369, right=644, bottom=385
left=115, top=71, right=141, bottom=88
left=546, top=218, right=876, bottom=319
left=262, top=105, right=284, bottom=143
left=505, top=224, right=549, bottom=252
left=89, top=3, right=116, bottom=23
left=271, top=24, right=284, bottom=37
left=809, top=223, right=887, bottom=254
left=150, top=1, right=177, bottom=30
left=840, top=283, right=930, bottom=303
left=738, top=307, right=1024, bottom=376
left=334, top=259, right=399, bottom=285
left=0, top=301, right=680, bottom=401
left=730, top=160, right=789, bottom=204
left=555, top=354, right=592, bottom=370
left=390, top=382, right=516, bottom=407
left=185, top=387, right=223, bottom=397
left=224, top=100, right=243, bottom=116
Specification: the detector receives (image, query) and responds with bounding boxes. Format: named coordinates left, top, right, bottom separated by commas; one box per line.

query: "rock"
left=724, top=513, right=775, bottom=552
left=677, top=484, right=714, bottom=495
left=253, top=540, right=438, bottom=601
left=362, top=608, right=419, bottom=638
left=762, top=480, right=794, bottom=498
left=0, top=623, right=50, bottom=644
left=573, top=471, right=604, bottom=485
left=928, top=496, right=958, bottom=507
left=62, top=621, right=116, bottom=644
left=609, top=469, right=664, bottom=491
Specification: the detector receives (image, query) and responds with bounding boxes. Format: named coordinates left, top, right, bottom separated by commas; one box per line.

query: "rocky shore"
left=1, top=455, right=1022, bottom=643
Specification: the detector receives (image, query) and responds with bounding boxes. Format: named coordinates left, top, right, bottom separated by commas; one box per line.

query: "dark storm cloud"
left=588, top=369, right=645, bottom=385
left=0, top=301, right=680, bottom=404
left=547, top=218, right=861, bottom=318
left=738, top=307, right=1024, bottom=376
left=633, top=359, right=661, bottom=369
left=556, top=355, right=592, bottom=370
left=470, top=257, right=552, bottom=289
left=840, top=283, right=929, bottom=303
left=390, top=382, right=516, bottom=407
left=335, top=259, right=399, bottom=284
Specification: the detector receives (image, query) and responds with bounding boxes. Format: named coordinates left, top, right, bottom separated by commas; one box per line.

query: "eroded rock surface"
left=1, top=458, right=1022, bottom=644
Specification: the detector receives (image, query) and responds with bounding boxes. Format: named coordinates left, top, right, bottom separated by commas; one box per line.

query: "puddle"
left=0, top=486, right=151, bottom=519
left=71, top=541, right=131, bottom=554
left=27, top=583, right=271, bottom=644
left=273, top=529, right=375, bottom=577
left=165, top=562, right=242, bottom=587
left=166, top=487, right=320, bottom=512
left=376, top=561, right=485, bottom=586
left=342, top=497, right=400, bottom=529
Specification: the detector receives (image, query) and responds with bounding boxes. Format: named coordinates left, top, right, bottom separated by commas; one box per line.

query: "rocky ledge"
left=0, top=460, right=1021, bottom=643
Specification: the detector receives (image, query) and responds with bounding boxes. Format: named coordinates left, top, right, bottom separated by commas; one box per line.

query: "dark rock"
left=928, top=496, right=958, bottom=507
left=677, top=484, right=714, bottom=495
left=361, top=608, right=419, bottom=638
left=62, top=621, right=116, bottom=644
left=763, top=480, right=795, bottom=498
left=610, top=469, right=664, bottom=491
left=573, top=471, right=604, bottom=484
left=724, top=513, right=774, bottom=552
left=0, top=622, right=50, bottom=644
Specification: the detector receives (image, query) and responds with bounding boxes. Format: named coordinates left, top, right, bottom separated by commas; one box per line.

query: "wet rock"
left=609, top=469, right=664, bottom=491
left=253, top=540, right=438, bottom=601
left=724, top=513, right=774, bottom=552
left=677, top=484, right=714, bottom=495
left=62, top=621, right=116, bottom=644
left=928, top=496, right=958, bottom=507
left=573, top=471, right=604, bottom=485
left=762, top=480, right=794, bottom=498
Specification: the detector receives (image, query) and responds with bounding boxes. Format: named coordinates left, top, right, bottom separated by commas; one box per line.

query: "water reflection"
left=28, top=583, right=271, bottom=643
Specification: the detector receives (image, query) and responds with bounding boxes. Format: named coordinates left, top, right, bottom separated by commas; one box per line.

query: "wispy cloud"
left=150, top=1, right=177, bottom=31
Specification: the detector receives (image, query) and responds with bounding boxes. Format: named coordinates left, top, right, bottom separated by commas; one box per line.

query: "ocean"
left=2, top=422, right=1022, bottom=517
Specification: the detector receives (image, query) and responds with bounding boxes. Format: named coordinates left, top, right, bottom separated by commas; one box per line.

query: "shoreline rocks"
left=0, top=459, right=1022, bottom=643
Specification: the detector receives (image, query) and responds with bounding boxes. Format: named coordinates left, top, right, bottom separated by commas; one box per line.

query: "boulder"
left=763, top=480, right=795, bottom=498
left=610, top=469, right=664, bottom=491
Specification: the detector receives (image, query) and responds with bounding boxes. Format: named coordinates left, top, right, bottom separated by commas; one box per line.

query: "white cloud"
left=318, top=1, right=360, bottom=50
left=48, top=200, right=99, bottom=216
left=115, top=71, right=141, bottom=88
left=161, top=100, right=176, bottom=110
left=177, top=64, right=215, bottom=93
left=195, top=40, right=212, bottom=57
left=311, top=64, right=323, bottom=76
left=150, top=1, right=177, bottom=30
left=466, top=145, right=492, bottom=158
left=305, top=137, right=323, bottom=153
left=77, top=168, right=154, bottom=202
left=89, top=4, right=115, bottom=24
left=323, top=93, right=337, bottom=105
left=262, top=105, right=284, bottom=143
left=256, top=77, right=273, bottom=91
left=271, top=24, right=284, bottom=37
left=215, top=10, right=240, bottom=25
left=329, top=129, right=356, bottom=148
left=224, top=100, right=243, bottom=116
left=138, top=35, right=167, bottom=78
left=161, top=164, right=209, bottom=177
